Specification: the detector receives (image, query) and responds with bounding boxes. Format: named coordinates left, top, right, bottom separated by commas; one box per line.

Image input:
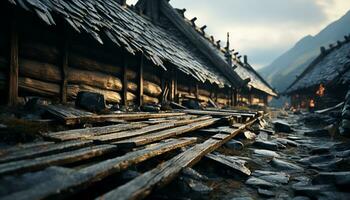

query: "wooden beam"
left=2, top=138, right=197, bottom=200
left=95, top=115, right=264, bottom=200
left=8, top=14, right=18, bottom=106
left=138, top=54, right=144, bottom=106
left=174, top=70, right=178, bottom=103
left=0, top=145, right=117, bottom=176
left=170, top=69, right=175, bottom=101
left=195, top=83, right=199, bottom=100
left=0, top=140, right=92, bottom=164
left=122, top=52, right=128, bottom=108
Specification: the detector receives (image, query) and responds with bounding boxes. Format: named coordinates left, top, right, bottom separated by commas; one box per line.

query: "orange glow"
left=309, top=99, right=315, bottom=108
left=316, top=84, right=325, bottom=97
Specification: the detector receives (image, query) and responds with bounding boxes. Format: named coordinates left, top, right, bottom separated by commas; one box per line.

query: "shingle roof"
left=8, top=0, right=233, bottom=87
left=286, top=39, right=350, bottom=94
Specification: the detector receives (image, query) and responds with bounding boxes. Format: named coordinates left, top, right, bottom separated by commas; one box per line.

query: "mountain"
left=259, top=10, right=350, bottom=96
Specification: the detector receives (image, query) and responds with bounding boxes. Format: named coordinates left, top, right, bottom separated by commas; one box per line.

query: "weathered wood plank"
left=0, top=140, right=92, bottom=164
left=96, top=137, right=225, bottom=200
left=97, top=116, right=263, bottom=200
left=1, top=138, right=197, bottom=200
left=178, top=109, right=256, bottom=118
left=44, top=105, right=186, bottom=125
left=94, top=116, right=212, bottom=143
left=0, top=145, right=117, bottom=176
left=113, top=118, right=219, bottom=147
left=47, top=122, right=148, bottom=141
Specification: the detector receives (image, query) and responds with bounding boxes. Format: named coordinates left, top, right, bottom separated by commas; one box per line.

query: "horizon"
left=128, top=0, right=350, bottom=70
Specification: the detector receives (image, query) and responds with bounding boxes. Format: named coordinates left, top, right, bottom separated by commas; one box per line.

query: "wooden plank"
left=1, top=138, right=197, bottom=200
left=96, top=116, right=263, bottom=200
left=94, top=116, right=212, bottom=143
left=47, top=122, right=148, bottom=141
left=205, top=107, right=257, bottom=115
left=44, top=105, right=186, bottom=125
left=122, top=52, right=128, bottom=108
left=8, top=14, right=19, bottom=106
left=0, top=145, right=117, bottom=176
left=113, top=118, right=219, bottom=147
left=178, top=109, right=256, bottom=118
left=206, top=153, right=251, bottom=176
left=0, top=140, right=92, bottom=163
left=0, top=142, right=54, bottom=156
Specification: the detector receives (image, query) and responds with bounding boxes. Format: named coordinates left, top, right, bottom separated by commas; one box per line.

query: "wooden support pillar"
left=233, top=89, right=238, bottom=106
left=8, top=15, right=19, bottom=106
left=60, top=32, right=70, bottom=104
left=138, top=54, right=144, bottom=106
left=122, top=52, right=129, bottom=108
left=174, top=70, right=178, bottom=103
left=195, top=83, right=199, bottom=100
left=170, top=68, right=175, bottom=101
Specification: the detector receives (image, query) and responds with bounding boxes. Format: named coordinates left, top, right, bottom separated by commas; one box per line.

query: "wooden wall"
left=0, top=6, right=235, bottom=109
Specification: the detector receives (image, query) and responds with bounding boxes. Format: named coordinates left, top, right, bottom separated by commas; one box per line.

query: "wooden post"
left=233, top=89, right=238, bottom=106
left=170, top=69, right=175, bottom=101
left=122, top=52, right=128, bottom=108
left=174, top=70, right=178, bottom=103
left=195, top=83, right=199, bottom=100
left=138, top=54, right=144, bottom=106
left=61, top=32, right=70, bottom=104
left=8, top=15, right=19, bottom=106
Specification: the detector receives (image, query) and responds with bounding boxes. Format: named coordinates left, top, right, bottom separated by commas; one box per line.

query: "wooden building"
left=0, top=0, right=275, bottom=109
left=285, top=35, right=350, bottom=110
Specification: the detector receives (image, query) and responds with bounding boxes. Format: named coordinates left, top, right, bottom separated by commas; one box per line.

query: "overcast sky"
left=128, top=0, right=350, bottom=69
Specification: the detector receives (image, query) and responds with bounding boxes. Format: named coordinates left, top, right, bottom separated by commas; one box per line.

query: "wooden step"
left=0, top=145, right=117, bottom=176
left=1, top=138, right=197, bottom=200
left=0, top=140, right=93, bottom=163
left=177, top=109, right=256, bottom=118
left=94, top=116, right=212, bottom=143
left=112, top=118, right=219, bottom=147
left=206, top=152, right=251, bottom=176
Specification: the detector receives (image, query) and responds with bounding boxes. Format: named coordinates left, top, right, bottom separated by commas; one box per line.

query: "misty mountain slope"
left=259, top=10, right=350, bottom=92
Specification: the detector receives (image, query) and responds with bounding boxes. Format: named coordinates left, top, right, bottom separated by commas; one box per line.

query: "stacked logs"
left=0, top=41, right=163, bottom=104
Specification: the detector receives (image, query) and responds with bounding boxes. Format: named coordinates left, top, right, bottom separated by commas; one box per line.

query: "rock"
left=318, top=192, right=350, bottom=200
left=75, top=91, right=106, bottom=113
left=245, top=177, right=277, bottom=188
left=231, top=197, right=254, bottom=200
left=252, top=149, right=280, bottom=158
left=310, top=147, right=330, bottom=155
left=298, top=154, right=335, bottom=165
left=258, top=174, right=290, bottom=184
left=0, top=124, right=7, bottom=130
left=336, top=150, right=350, bottom=158
left=225, top=140, right=244, bottom=151
left=292, top=184, right=335, bottom=197
left=256, top=132, right=269, bottom=141
left=275, top=138, right=299, bottom=147
left=238, top=131, right=257, bottom=140
left=341, top=119, right=350, bottom=129
left=339, top=127, right=350, bottom=137
left=304, top=129, right=329, bottom=137
left=253, top=140, right=278, bottom=151
left=178, top=177, right=212, bottom=197
left=311, top=158, right=346, bottom=171
left=342, top=110, right=350, bottom=119
left=260, top=129, right=275, bottom=135
left=287, top=136, right=303, bottom=141
left=257, top=188, right=275, bottom=197
left=273, top=120, right=293, bottom=133
left=182, top=100, right=202, bottom=110
left=140, top=104, right=161, bottom=112
left=293, top=196, right=312, bottom=200
left=313, top=171, right=350, bottom=187
left=182, top=168, right=208, bottom=181
left=271, top=158, right=303, bottom=171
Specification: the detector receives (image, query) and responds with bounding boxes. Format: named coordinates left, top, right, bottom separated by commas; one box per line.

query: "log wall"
left=0, top=7, right=235, bottom=108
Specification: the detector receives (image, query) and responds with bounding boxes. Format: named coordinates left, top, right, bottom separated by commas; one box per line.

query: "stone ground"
left=146, top=111, right=350, bottom=200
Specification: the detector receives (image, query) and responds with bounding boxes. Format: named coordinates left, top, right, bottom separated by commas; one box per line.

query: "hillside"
left=259, top=10, right=350, bottom=93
